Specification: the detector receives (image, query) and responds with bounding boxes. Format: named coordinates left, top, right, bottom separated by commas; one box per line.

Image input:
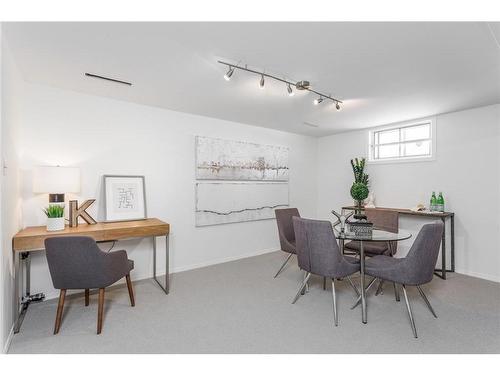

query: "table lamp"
left=33, top=166, right=81, bottom=204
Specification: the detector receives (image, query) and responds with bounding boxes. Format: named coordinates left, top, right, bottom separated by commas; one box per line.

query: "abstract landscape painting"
left=195, top=182, right=289, bottom=226
left=196, top=136, right=289, bottom=181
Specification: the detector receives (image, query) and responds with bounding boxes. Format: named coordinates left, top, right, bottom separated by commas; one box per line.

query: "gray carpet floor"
left=8, top=251, right=500, bottom=353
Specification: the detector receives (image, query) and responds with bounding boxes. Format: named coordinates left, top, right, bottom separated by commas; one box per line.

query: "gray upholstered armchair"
left=274, top=208, right=300, bottom=278
left=292, top=217, right=360, bottom=326
left=45, top=236, right=135, bottom=334
left=364, top=222, right=444, bottom=338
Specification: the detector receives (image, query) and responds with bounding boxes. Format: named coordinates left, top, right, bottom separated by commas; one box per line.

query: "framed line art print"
left=103, top=175, right=147, bottom=222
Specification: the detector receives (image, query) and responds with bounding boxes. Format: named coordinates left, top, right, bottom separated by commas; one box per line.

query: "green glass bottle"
left=437, top=192, right=445, bottom=212
left=430, top=191, right=437, bottom=211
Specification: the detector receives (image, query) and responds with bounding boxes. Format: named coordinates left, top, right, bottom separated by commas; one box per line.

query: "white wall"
left=317, top=104, right=500, bottom=282
left=1, top=30, right=24, bottom=352
left=18, top=82, right=318, bottom=301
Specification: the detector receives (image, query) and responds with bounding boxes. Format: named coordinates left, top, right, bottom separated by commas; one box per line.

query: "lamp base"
left=49, top=193, right=65, bottom=203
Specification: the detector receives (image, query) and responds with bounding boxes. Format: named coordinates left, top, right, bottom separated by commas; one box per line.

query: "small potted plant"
left=350, top=158, right=370, bottom=220
left=44, top=205, right=65, bottom=231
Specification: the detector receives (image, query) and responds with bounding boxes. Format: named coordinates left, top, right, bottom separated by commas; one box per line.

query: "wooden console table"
left=12, top=218, right=170, bottom=333
left=342, top=206, right=455, bottom=280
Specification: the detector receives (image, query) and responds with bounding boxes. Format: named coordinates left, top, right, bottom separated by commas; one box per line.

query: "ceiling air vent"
left=85, top=73, right=132, bottom=86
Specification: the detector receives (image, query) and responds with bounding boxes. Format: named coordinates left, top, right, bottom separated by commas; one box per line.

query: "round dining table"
left=334, top=228, right=412, bottom=324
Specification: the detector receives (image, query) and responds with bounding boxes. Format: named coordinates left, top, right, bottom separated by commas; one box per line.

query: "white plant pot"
left=47, top=217, right=65, bottom=231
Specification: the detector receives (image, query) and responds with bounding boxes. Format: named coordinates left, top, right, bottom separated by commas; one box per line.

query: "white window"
left=368, top=119, right=435, bottom=163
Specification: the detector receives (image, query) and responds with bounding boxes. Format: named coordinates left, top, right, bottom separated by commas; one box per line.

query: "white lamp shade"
left=33, top=166, right=81, bottom=194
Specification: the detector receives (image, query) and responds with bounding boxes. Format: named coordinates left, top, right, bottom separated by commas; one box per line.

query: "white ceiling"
left=4, top=22, right=500, bottom=136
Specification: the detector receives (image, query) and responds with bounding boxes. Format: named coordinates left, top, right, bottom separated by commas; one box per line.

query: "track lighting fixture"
left=218, top=60, right=343, bottom=110
left=313, top=97, right=323, bottom=105
left=224, top=66, right=235, bottom=81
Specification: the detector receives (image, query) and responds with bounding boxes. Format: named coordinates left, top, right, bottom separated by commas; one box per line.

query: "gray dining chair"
left=364, top=221, right=444, bottom=338
left=292, top=217, right=361, bottom=326
left=45, top=236, right=135, bottom=335
left=274, top=208, right=301, bottom=278
left=344, top=208, right=399, bottom=257
left=344, top=208, right=399, bottom=296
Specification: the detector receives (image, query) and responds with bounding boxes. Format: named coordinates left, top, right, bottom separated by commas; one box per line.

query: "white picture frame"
left=103, top=175, right=147, bottom=222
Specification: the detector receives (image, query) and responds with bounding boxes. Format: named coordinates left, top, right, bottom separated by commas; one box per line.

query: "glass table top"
left=334, top=227, right=412, bottom=242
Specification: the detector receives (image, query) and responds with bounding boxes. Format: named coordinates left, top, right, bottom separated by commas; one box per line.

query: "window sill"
left=367, top=155, right=436, bottom=165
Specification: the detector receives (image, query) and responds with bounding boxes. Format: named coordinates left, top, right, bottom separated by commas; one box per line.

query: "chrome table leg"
left=346, top=275, right=360, bottom=297
left=360, top=241, right=367, bottom=323
left=351, top=277, right=377, bottom=309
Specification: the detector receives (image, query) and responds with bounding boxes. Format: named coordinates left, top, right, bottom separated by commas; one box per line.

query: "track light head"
left=336, top=102, right=341, bottom=111
left=224, top=66, right=235, bottom=81
left=287, top=83, right=294, bottom=96
left=313, top=97, right=323, bottom=105
left=259, top=74, right=265, bottom=89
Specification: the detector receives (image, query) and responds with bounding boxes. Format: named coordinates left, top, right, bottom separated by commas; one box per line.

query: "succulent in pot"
left=44, top=205, right=65, bottom=231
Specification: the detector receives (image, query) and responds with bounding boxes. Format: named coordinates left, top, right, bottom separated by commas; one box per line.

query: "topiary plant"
left=350, top=182, right=369, bottom=202
left=350, top=158, right=369, bottom=216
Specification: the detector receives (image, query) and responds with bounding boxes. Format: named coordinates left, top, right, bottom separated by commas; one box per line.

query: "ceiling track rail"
left=217, top=60, right=342, bottom=105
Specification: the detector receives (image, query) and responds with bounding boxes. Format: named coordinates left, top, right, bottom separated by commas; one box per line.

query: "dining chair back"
left=273, top=208, right=300, bottom=278
left=291, top=217, right=360, bottom=326
left=45, top=236, right=135, bottom=334
left=364, top=221, right=444, bottom=337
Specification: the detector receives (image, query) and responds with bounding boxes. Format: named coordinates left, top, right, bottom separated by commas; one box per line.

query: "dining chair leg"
left=417, top=285, right=437, bottom=318
left=331, top=278, right=338, bottom=326
left=393, top=282, right=400, bottom=301
left=323, top=277, right=327, bottom=290
left=54, top=289, right=66, bottom=335
left=346, top=275, right=360, bottom=297
left=301, top=270, right=309, bottom=295
left=97, top=288, right=105, bottom=334
left=274, top=253, right=293, bottom=278
left=125, top=274, right=135, bottom=307
left=375, top=279, right=385, bottom=296
left=292, top=272, right=311, bottom=304
left=351, top=277, right=377, bottom=309
left=402, top=285, right=418, bottom=338
left=85, top=289, right=90, bottom=306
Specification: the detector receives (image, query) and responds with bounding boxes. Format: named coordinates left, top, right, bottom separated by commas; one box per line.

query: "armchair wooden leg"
left=54, top=289, right=66, bottom=335
left=85, top=289, right=90, bottom=306
left=125, top=274, right=135, bottom=307
left=97, top=288, right=105, bottom=334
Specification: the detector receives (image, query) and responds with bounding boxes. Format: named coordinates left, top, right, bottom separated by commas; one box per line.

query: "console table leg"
left=153, top=235, right=170, bottom=295
left=165, top=234, right=170, bottom=294
left=441, top=217, right=446, bottom=280
left=451, top=215, right=455, bottom=272
left=14, top=252, right=29, bottom=334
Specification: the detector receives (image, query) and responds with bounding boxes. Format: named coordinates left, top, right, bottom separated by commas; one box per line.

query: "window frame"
left=367, top=118, right=436, bottom=164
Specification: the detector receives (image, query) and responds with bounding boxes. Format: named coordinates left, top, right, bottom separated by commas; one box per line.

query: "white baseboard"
left=454, top=269, right=500, bottom=283
left=170, top=247, right=277, bottom=274
left=40, top=248, right=279, bottom=301
left=3, top=325, right=14, bottom=354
